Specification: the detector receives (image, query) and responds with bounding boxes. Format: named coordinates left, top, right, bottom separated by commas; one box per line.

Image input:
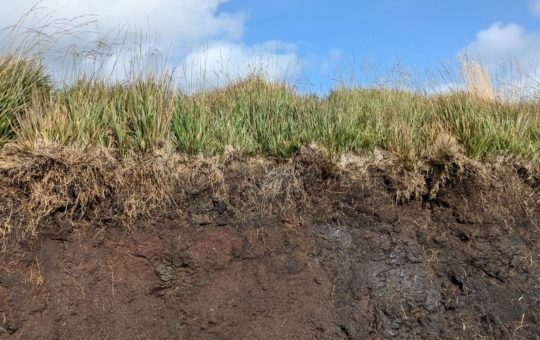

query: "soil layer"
left=1, top=152, right=539, bottom=339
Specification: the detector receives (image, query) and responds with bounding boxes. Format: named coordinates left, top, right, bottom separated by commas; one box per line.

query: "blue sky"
left=1, top=0, right=540, bottom=92
left=222, top=0, right=539, bottom=65
left=217, top=0, right=540, bottom=89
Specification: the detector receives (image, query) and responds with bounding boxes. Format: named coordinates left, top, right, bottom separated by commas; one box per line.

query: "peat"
left=0, top=150, right=539, bottom=339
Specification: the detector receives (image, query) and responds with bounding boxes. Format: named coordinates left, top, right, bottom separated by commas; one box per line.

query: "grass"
left=0, top=9, right=537, bottom=172
left=0, top=57, right=51, bottom=144
left=0, top=11, right=538, bottom=242
left=17, top=77, right=175, bottom=152
left=0, top=52, right=538, bottom=175
left=1, top=54, right=539, bottom=240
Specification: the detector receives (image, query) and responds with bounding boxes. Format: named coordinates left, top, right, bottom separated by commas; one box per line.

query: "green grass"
left=0, top=57, right=51, bottom=144
left=1, top=58, right=539, bottom=172
left=16, top=77, right=174, bottom=152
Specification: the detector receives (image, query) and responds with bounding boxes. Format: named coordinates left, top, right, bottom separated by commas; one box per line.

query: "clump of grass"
left=17, top=76, right=175, bottom=153
left=172, top=76, right=304, bottom=157
left=0, top=57, right=51, bottom=145
left=435, top=93, right=540, bottom=163
left=461, top=58, right=495, bottom=101
left=316, top=88, right=436, bottom=165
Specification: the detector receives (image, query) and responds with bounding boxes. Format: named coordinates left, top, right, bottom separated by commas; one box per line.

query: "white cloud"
left=0, top=1, right=306, bottom=88
left=0, top=0, right=245, bottom=47
left=460, top=22, right=540, bottom=99
left=463, top=22, right=540, bottom=69
left=179, top=41, right=300, bottom=90
left=530, top=0, right=540, bottom=15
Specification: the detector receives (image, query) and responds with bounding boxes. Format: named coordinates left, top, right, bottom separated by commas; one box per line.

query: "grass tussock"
left=461, top=59, right=495, bottom=101
left=0, top=57, right=51, bottom=144
left=16, top=77, right=175, bottom=153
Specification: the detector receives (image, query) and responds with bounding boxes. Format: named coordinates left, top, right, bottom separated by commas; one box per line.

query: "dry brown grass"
left=0, top=142, right=178, bottom=237
left=180, top=147, right=308, bottom=221
left=241, top=160, right=308, bottom=220
left=461, top=58, right=495, bottom=101
left=0, top=142, right=537, bottom=240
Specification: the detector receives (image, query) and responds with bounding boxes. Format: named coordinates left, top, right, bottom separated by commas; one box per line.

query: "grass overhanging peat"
left=1, top=9, right=539, bottom=340
left=0, top=15, right=539, bottom=239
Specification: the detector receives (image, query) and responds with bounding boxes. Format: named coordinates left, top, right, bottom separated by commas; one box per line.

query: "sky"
left=1, top=0, right=540, bottom=92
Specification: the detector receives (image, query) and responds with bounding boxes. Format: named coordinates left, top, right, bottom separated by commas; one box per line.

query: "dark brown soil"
left=1, top=151, right=539, bottom=339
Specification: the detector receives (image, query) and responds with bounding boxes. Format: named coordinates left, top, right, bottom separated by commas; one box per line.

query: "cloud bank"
left=180, top=41, right=300, bottom=90
left=461, top=22, right=540, bottom=99
left=463, top=22, right=540, bottom=69
left=0, top=0, right=300, bottom=88
left=0, top=0, right=245, bottom=46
